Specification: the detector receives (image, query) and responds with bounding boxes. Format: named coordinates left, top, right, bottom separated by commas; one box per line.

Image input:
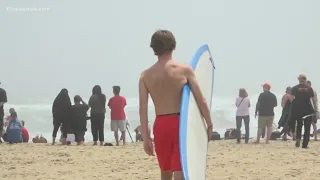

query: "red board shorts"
left=153, top=113, right=182, bottom=171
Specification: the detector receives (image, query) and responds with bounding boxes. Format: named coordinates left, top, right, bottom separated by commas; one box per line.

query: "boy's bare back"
left=140, top=60, right=189, bottom=115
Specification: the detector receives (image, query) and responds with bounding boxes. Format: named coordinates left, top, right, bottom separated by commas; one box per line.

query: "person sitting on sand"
left=6, top=112, right=22, bottom=143
left=224, top=128, right=237, bottom=139
left=4, top=108, right=16, bottom=128
left=21, top=120, right=29, bottom=142
left=134, top=125, right=143, bottom=142
left=71, top=95, right=89, bottom=145
left=278, top=87, right=294, bottom=141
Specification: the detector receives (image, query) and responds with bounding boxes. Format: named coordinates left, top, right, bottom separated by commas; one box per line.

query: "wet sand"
left=0, top=140, right=320, bottom=180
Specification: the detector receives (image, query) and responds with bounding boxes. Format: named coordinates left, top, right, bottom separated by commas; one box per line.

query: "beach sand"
left=1, top=140, right=320, bottom=180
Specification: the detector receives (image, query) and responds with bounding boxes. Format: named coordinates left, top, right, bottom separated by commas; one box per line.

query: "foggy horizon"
left=1, top=0, right=319, bottom=104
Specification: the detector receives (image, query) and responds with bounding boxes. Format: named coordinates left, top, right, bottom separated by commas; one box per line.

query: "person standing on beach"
left=235, top=88, right=250, bottom=144
left=255, top=83, right=277, bottom=144
left=306, top=80, right=318, bottom=141
left=108, top=85, right=127, bottom=146
left=89, top=85, right=106, bottom=146
left=139, top=30, right=213, bottom=180
left=52, top=89, right=72, bottom=145
left=291, top=75, right=317, bottom=148
left=278, top=87, right=294, bottom=140
left=72, top=95, right=89, bottom=145
left=0, top=82, right=7, bottom=142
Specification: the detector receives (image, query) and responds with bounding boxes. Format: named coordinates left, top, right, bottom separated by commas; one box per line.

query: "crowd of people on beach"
left=51, top=84, right=132, bottom=146
left=0, top=29, right=318, bottom=179
left=233, top=75, right=318, bottom=149
left=0, top=82, right=143, bottom=146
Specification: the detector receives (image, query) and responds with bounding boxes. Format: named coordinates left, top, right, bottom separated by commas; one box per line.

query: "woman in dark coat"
left=88, top=85, right=106, bottom=146
left=52, top=88, right=72, bottom=145
left=278, top=87, right=293, bottom=140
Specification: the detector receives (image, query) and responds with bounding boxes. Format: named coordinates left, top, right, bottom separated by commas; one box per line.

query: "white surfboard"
left=179, top=44, right=215, bottom=180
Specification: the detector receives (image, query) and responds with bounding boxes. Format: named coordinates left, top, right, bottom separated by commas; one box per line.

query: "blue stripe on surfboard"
left=179, top=44, right=215, bottom=180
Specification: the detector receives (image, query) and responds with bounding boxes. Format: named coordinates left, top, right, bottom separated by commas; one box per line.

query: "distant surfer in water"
left=291, top=74, right=317, bottom=148
left=306, top=80, right=318, bottom=141
left=52, top=88, right=72, bottom=145
left=139, top=30, right=213, bottom=180
left=0, top=82, right=7, bottom=142
left=278, top=86, right=293, bottom=140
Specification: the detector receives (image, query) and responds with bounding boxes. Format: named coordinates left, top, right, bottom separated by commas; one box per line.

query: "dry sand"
left=0, top=140, right=320, bottom=180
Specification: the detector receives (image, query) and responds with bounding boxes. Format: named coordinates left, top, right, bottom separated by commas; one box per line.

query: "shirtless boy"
left=139, top=30, right=213, bottom=180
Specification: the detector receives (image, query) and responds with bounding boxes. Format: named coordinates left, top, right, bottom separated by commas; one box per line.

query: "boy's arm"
left=185, top=65, right=212, bottom=128
left=139, top=72, right=150, bottom=141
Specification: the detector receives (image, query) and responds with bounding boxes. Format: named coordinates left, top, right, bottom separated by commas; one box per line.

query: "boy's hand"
left=207, top=126, right=213, bottom=142
left=143, top=139, right=154, bottom=156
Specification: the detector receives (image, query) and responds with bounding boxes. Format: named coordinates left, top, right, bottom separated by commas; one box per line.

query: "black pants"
left=52, top=121, right=61, bottom=138
left=74, top=130, right=85, bottom=142
left=296, top=116, right=312, bottom=147
left=236, top=115, right=250, bottom=143
left=91, top=113, right=105, bottom=142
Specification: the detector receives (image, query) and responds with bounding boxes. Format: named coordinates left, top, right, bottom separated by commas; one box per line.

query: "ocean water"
left=3, top=93, right=318, bottom=143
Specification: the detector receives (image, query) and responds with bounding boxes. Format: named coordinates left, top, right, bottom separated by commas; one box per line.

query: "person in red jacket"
left=21, top=120, right=29, bottom=142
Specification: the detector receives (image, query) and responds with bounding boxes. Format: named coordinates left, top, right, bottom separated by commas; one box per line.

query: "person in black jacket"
left=291, top=74, right=318, bottom=148
left=71, top=95, right=89, bottom=145
left=255, top=83, right=277, bottom=144
left=52, top=88, right=72, bottom=145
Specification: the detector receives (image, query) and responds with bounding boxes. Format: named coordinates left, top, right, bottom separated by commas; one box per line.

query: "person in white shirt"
left=235, top=88, right=250, bottom=143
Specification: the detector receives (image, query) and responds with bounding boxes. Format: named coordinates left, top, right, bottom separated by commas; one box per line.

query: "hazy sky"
left=1, top=0, right=319, bottom=104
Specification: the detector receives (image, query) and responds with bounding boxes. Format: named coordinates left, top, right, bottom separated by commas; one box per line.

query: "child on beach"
left=139, top=30, right=213, bottom=180
left=21, top=120, right=29, bottom=142
left=72, top=95, right=89, bottom=145
left=108, top=85, right=127, bottom=146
